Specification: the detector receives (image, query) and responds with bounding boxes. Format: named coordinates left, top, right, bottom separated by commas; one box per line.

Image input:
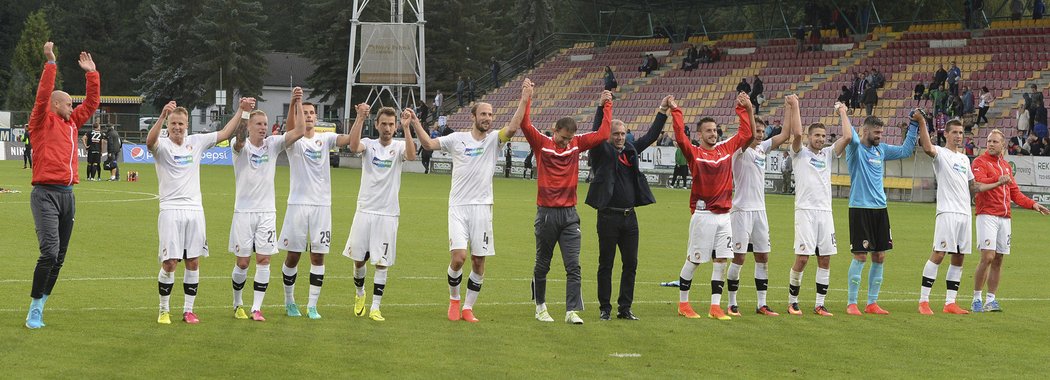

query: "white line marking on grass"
left=0, top=187, right=159, bottom=204
left=609, top=353, right=642, bottom=358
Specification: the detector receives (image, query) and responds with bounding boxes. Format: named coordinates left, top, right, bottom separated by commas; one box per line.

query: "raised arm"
left=501, top=78, right=533, bottom=142
left=577, top=91, right=613, bottom=151
left=401, top=108, right=417, bottom=161
left=518, top=94, right=545, bottom=149
left=29, top=42, right=58, bottom=131
left=347, top=103, right=370, bottom=153
left=634, top=95, right=672, bottom=153
left=217, top=97, right=253, bottom=143
left=770, top=94, right=796, bottom=151
left=410, top=118, right=440, bottom=151
left=283, top=87, right=306, bottom=147
left=69, top=51, right=100, bottom=127
left=1007, top=175, right=1049, bottom=214
left=787, top=94, right=803, bottom=153
left=915, top=109, right=936, bottom=158
left=832, top=102, right=854, bottom=157
left=232, top=118, right=248, bottom=153
left=147, top=101, right=176, bottom=152
left=728, top=92, right=754, bottom=151
left=883, top=114, right=920, bottom=161
left=669, top=97, right=695, bottom=162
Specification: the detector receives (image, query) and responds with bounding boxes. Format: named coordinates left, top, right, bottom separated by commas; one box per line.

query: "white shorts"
left=932, top=212, right=972, bottom=254
left=686, top=211, right=733, bottom=263
left=158, top=209, right=209, bottom=261
left=730, top=210, right=771, bottom=254
left=229, top=211, right=278, bottom=257
left=342, top=211, right=399, bottom=267
left=448, top=205, right=495, bottom=257
left=793, top=209, right=837, bottom=256
left=976, top=214, right=1011, bottom=254
left=278, top=204, right=332, bottom=254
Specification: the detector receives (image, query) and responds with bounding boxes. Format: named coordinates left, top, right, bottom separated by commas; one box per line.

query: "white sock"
left=252, top=263, right=270, bottom=312
left=158, top=269, right=175, bottom=312
left=282, top=264, right=297, bottom=305
left=711, top=262, right=726, bottom=306
left=920, top=260, right=938, bottom=302
left=815, top=268, right=830, bottom=307
left=973, top=290, right=982, bottom=302
left=183, top=269, right=199, bottom=313
left=536, top=303, right=547, bottom=314
left=232, top=265, right=248, bottom=307
left=372, top=268, right=388, bottom=311
left=788, top=269, right=803, bottom=304
left=448, top=266, right=463, bottom=301
left=679, top=261, right=698, bottom=303
left=464, top=272, right=484, bottom=310
left=945, top=265, right=963, bottom=305
left=354, top=265, right=367, bottom=297
left=986, top=292, right=996, bottom=304
left=727, top=262, right=742, bottom=307
left=308, top=264, right=324, bottom=308
left=755, top=262, right=769, bottom=306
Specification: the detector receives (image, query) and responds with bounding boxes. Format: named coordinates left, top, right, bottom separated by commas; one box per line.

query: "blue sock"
left=29, top=297, right=43, bottom=310
left=847, top=259, right=864, bottom=305
left=867, top=262, right=884, bottom=305
left=41, top=294, right=48, bottom=308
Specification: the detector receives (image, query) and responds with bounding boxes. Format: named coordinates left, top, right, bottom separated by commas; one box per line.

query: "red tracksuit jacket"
left=29, top=63, right=100, bottom=186
left=972, top=152, right=1037, bottom=218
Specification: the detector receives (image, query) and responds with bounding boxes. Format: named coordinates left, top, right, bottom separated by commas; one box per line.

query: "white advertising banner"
left=359, top=24, right=418, bottom=84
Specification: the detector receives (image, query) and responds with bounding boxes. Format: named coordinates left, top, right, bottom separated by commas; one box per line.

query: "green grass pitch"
left=1, top=160, right=1047, bottom=377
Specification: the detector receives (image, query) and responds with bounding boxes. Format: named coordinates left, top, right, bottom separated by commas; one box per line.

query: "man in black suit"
left=585, top=94, right=671, bottom=321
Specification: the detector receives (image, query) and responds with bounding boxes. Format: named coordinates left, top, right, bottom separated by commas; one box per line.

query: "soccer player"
left=520, top=84, right=612, bottom=325
left=83, top=124, right=103, bottom=181
left=228, top=88, right=306, bottom=321
left=727, top=95, right=794, bottom=317
left=673, top=92, right=754, bottom=321
left=341, top=105, right=416, bottom=322
left=786, top=98, right=844, bottom=317
left=148, top=98, right=242, bottom=324
left=278, top=102, right=354, bottom=319
left=970, top=130, right=1050, bottom=312
left=916, top=118, right=1011, bottom=315
left=412, top=83, right=523, bottom=323
left=25, top=42, right=99, bottom=329
left=842, top=104, right=919, bottom=316
left=103, top=126, right=122, bottom=181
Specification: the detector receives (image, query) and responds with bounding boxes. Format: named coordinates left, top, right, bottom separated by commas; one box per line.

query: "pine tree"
left=4, top=9, right=56, bottom=121
left=190, top=0, right=269, bottom=110
left=137, top=0, right=208, bottom=109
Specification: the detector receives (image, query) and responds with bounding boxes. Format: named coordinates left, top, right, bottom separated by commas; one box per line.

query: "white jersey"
left=153, top=132, right=218, bottom=211
left=232, top=135, right=286, bottom=213
left=732, top=139, right=772, bottom=211
left=286, top=132, right=339, bottom=206
left=790, top=146, right=834, bottom=211
left=438, top=130, right=501, bottom=206
left=357, top=138, right=407, bottom=216
left=932, top=146, right=974, bottom=215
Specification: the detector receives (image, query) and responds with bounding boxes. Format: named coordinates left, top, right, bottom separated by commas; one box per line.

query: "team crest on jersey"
left=283, top=238, right=290, bottom=246
left=810, top=157, right=826, bottom=169
left=984, top=239, right=991, bottom=246
left=465, top=147, right=484, bottom=157
left=940, top=241, right=947, bottom=249
left=371, top=156, right=393, bottom=168
left=173, top=154, right=194, bottom=166
left=735, top=242, right=742, bottom=250
left=315, top=140, right=323, bottom=146
left=235, top=244, right=240, bottom=252
left=799, top=244, right=806, bottom=252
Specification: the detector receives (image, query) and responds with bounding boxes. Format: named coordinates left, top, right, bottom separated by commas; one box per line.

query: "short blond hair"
left=170, top=107, right=189, bottom=118
left=987, top=128, right=1005, bottom=141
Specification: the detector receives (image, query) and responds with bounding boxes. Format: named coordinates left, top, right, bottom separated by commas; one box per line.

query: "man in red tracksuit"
left=25, top=42, right=100, bottom=329
left=970, top=130, right=1050, bottom=313
left=673, top=92, right=755, bottom=321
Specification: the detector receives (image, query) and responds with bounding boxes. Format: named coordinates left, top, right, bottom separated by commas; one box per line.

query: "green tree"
left=4, top=9, right=56, bottom=120
left=138, top=0, right=208, bottom=109
left=190, top=0, right=269, bottom=110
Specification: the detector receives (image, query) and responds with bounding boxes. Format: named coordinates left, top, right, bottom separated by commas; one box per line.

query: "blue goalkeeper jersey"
left=845, top=121, right=919, bottom=208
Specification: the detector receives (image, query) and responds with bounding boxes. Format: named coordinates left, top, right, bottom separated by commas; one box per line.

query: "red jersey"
left=29, top=63, right=100, bottom=186
left=520, top=100, right=611, bottom=207
left=671, top=105, right=753, bottom=214
left=972, top=152, right=1036, bottom=218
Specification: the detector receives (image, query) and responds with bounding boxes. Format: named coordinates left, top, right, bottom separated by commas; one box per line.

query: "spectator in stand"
left=658, top=131, right=674, bottom=147
left=1021, top=135, right=1041, bottom=156
left=1042, top=137, right=1050, bottom=156
left=625, top=129, right=635, bottom=145
left=638, top=54, right=654, bottom=76
left=863, top=84, right=878, bottom=116
left=829, top=133, right=838, bottom=145
left=699, top=45, right=712, bottom=63
left=809, top=25, right=822, bottom=51
left=751, top=75, right=764, bottom=114
left=947, top=94, right=963, bottom=118
left=934, top=111, right=948, bottom=146
left=490, top=57, right=501, bottom=87
left=965, top=137, right=976, bottom=155
left=947, top=62, right=961, bottom=96
left=709, top=46, right=721, bottom=62
left=768, top=120, right=782, bottom=140
left=434, top=91, right=444, bottom=117
left=1011, top=0, right=1025, bottom=20
left=716, top=124, right=724, bottom=141
left=468, top=80, right=476, bottom=103
left=865, top=69, right=876, bottom=90
left=796, top=24, right=807, bottom=55
left=457, top=76, right=465, bottom=107
left=933, top=64, right=948, bottom=91
left=852, top=73, right=864, bottom=110
left=736, top=78, right=751, bottom=95
left=1007, top=137, right=1022, bottom=155
left=1023, top=84, right=1046, bottom=125
left=670, top=145, right=688, bottom=189
left=604, top=66, right=618, bottom=91
left=931, top=85, right=948, bottom=115
left=914, top=82, right=926, bottom=102
left=961, top=86, right=975, bottom=115
left=839, top=85, right=854, bottom=113
left=977, top=86, right=993, bottom=125
left=1036, top=0, right=1045, bottom=20
left=682, top=45, right=699, bottom=71
left=417, top=101, right=430, bottom=125
left=872, top=68, right=885, bottom=89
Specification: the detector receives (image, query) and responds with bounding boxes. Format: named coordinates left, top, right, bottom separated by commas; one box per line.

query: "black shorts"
left=848, top=208, right=893, bottom=253
left=88, top=151, right=101, bottom=163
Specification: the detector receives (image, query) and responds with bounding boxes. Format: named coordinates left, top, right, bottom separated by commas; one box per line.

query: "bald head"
left=50, top=91, right=73, bottom=120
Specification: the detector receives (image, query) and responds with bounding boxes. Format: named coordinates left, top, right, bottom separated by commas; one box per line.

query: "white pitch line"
left=0, top=187, right=159, bottom=204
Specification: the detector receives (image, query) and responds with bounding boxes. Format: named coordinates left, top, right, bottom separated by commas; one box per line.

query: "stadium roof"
left=578, top=0, right=779, bottom=11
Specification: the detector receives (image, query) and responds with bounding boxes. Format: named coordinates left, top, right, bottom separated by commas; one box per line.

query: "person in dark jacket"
left=751, top=75, right=764, bottom=114
left=863, top=85, right=879, bottom=116
left=603, top=66, right=618, bottom=91
left=838, top=86, right=853, bottom=113
left=585, top=94, right=671, bottom=321
left=736, top=78, right=751, bottom=95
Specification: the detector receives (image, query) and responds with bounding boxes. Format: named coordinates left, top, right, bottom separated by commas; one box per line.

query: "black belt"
left=599, top=207, right=634, bottom=216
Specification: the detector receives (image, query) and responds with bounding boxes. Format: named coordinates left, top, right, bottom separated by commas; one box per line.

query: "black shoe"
left=599, top=310, right=611, bottom=321
left=616, top=310, right=639, bottom=320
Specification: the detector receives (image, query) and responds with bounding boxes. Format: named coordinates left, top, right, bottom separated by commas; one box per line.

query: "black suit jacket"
left=585, top=106, right=664, bottom=209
